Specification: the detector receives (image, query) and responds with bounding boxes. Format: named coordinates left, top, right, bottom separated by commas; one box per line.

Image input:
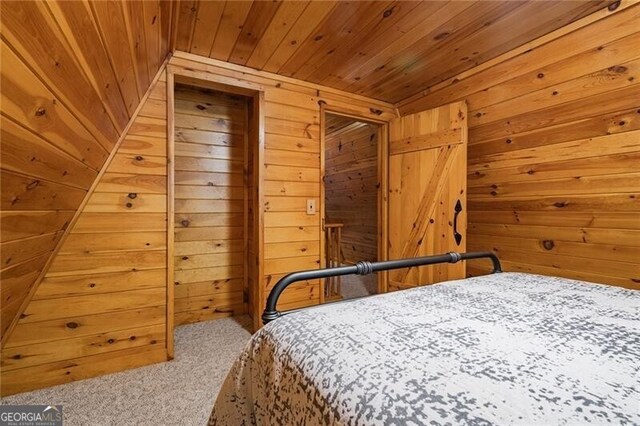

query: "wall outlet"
left=306, top=199, right=316, bottom=215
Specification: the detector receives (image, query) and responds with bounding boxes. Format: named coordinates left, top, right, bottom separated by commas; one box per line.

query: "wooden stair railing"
left=324, top=223, right=344, bottom=301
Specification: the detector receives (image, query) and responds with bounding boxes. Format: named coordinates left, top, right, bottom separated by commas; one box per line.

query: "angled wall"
left=399, top=3, right=640, bottom=289
left=1, top=72, right=169, bottom=396
left=0, top=0, right=171, bottom=344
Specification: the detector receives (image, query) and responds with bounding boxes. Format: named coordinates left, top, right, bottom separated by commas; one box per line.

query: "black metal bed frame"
left=262, top=251, right=502, bottom=324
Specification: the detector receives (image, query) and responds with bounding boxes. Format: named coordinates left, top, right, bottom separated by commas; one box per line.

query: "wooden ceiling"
left=173, top=0, right=613, bottom=103
left=326, top=114, right=368, bottom=137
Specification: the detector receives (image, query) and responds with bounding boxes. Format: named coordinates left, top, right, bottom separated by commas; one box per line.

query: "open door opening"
left=169, top=74, right=265, bottom=339
left=323, top=113, right=383, bottom=301
left=172, top=84, right=254, bottom=326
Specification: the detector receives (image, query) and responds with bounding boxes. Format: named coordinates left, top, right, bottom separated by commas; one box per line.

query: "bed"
left=209, top=252, right=639, bottom=425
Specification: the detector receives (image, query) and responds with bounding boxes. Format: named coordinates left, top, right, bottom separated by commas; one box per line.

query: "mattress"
left=209, top=272, right=639, bottom=425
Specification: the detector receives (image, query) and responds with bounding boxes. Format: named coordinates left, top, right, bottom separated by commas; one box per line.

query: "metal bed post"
left=262, top=251, right=502, bottom=324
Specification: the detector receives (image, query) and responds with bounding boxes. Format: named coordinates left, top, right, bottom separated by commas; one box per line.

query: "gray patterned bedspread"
left=209, top=273, right=640, bottom=425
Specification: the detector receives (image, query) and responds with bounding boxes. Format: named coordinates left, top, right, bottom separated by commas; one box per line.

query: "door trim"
left=167, top=67, right=266, bottom=338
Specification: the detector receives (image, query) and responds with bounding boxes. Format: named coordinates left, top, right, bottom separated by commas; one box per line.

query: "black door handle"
left=453, top=199, right=463, bottom=246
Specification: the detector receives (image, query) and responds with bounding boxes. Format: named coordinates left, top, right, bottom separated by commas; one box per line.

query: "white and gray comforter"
left=209, top=273, right=640, bottom=425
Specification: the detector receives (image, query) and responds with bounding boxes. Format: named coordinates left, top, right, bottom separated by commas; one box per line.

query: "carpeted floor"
left=0, top=316, right=253, bottom=426
left=1, top=281, right=375, bottom=425
left=340, top=273, right=377, bottom=300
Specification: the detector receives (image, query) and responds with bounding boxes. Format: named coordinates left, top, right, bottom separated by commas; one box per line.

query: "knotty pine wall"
left=325, top=121, right=379, bottom=264
left=173, top=85, right=249, bottom=325
left=399, top=4, right=640, bottom=289
left=167, top=52, right=396, bottom=324
left=1, top=73, right=170, bottom=396
left=0, top=0, right=170, bottom=344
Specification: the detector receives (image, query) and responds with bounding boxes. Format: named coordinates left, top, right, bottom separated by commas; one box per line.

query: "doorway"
left=322, top=113, right=385, bottom=300
left=172, top=83, right=261, bottom=327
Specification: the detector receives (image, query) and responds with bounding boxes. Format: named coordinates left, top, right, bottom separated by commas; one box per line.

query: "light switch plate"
left=306, top=199, right=316, bottom=215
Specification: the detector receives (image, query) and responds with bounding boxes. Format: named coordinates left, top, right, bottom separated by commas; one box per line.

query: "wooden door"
left=387, top=101, right=468, bottom=291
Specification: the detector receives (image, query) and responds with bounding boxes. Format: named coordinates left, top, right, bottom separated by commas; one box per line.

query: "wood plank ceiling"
left=173, top=0, right=614, bottom=103
left=0, top=0, right=171, bottom=343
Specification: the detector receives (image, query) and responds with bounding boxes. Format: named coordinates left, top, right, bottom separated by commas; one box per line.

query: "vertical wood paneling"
left=90, top=0, right=141, bottom=115
left=398, top=4, right=640, bottom=289
left=1, top=74, right=170, bottom=396
left=387, top=102, right=468, bottom=289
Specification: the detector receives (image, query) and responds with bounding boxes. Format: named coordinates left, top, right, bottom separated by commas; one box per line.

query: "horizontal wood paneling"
left=325, top=117, right=379, bottom=263
left=1, top=74, right=169, bottom=396
left=0, top=0, right=171, bottom=348
left=168, top=52, right=395, bottom=321
left=173, top=85, right=249, bottom=325
left=398, top=4, right=640, bottom=289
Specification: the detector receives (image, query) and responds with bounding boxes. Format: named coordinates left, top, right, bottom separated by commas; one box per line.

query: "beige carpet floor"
left=340, top=273, right=377, bottom=300
left=1, top=279, right=375, bottom=425
left=0, top=316, right=252, bottom=426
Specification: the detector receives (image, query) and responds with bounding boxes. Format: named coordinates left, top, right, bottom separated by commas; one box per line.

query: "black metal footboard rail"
left=262, top=251, right=502, bottom=324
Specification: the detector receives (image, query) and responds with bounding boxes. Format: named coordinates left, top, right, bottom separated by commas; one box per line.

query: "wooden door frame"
left=166, top=66, right=266, bottom=348
left=319, top=105, right=390, bottom=297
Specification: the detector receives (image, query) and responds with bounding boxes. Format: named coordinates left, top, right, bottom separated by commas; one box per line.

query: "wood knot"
left=434, top=32, right=449, bottom=41
left=542, top=240, right=555, bottom=250
left=128, top=193, right=137, bottom=199
left=607, top=65, right=627, bottom=73
left=26, top=180, right=40, bottom=190
left=196, top=104, right=206, bottom=110
left=537, top=73, right=544, bottom=79
left=66, top=322, right=79, bottom=329
left=126, top=202, right=133, bottom=208
left=608, top=0, right=620, bottom=11
left=383, top=8, right=393, bottom=18
left=135, top=155, right=144, bottom=161
left=89, top=282, right=96, bottom=288
left=181, top=219, right=190, bottom=227
left=107, top=339, right=115, bottom=344
left=369, top=108, right=383, bottom=115
left=35, top=107, right=46, bottom=117
left=182, top=256, right=189, bottom=260
left=553, top=201, right=566, bottom=208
